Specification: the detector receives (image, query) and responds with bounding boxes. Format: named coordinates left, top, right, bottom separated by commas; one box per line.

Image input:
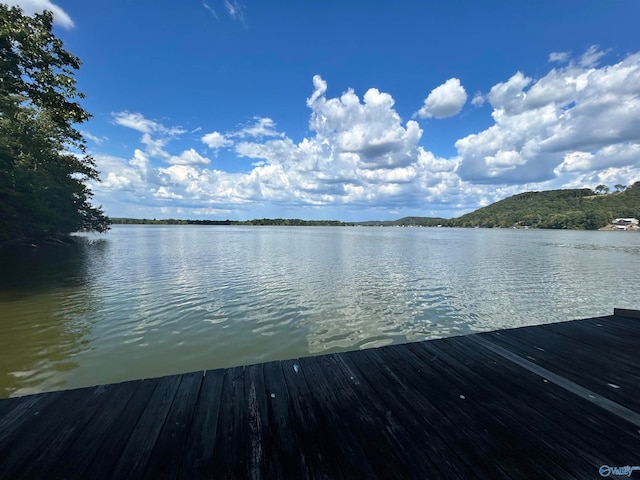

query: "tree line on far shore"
left=111, top=181, right=640, bottom=230
left=111, top=218, right=349, bottom=227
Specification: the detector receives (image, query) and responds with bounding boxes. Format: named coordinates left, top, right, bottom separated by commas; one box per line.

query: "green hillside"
left=447, top=181, right=640, bottom=229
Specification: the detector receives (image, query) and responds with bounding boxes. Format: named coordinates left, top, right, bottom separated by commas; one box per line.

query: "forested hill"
left=447, top=181, right=640, bottom=229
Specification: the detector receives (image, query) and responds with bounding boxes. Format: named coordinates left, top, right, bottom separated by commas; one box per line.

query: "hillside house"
left=612, top=218, right=639, bottom=225
left=612, top=218, right=639, bottom=230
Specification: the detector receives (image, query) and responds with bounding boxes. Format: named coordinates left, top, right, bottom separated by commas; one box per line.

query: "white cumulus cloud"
left=154, top=187, right=183, bottom=200
left=112, top=111, right=188, bottom=162
left=456, top=48, right=640, bottom=185
left=168, top=149, right=211, bottom=166
left=92, top=50, right=640, bottom=219
left=100, top=76, right=460, bottom=215
left=471, top=92, right=486, bottom=107
left=202, top=131, right=233, bottom=149
left=236, top=117, right=283, bottom=139
left=416, top=78, right=468, bottom=119
left=307, top=78, right=423, bottom=170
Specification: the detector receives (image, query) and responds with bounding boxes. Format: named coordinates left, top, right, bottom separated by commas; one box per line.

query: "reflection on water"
left=0, top=238, right=107, bottom=396
left=0, top=238, right=103, bottom=296
left=1, top=226, right=639, bottom=397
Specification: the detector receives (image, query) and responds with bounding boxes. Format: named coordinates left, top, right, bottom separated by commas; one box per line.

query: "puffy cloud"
left=201, top=118, right=282, bottom=152
left=308, top=79, right=423, bottom=170
left=487, top=72, right=531, bottom=113
left=4, top=0, right=74, bottom=28
left=307, top=75, right=328, bottom=107
left=93, top=52, right=640, bottom=219
left=168, top=149, right=211, bottom=166
left=456, top=48, right=640, bottom=185
left=233, top=117, right=283, bottom=139
left=112, top=111, right=189, bottom=163
left=202, top=131, right=233, bottom=149
left=554, top=143, right=640, bottom=174
left=141, top=133, right=170, bottom=160
left=154, top=187, right=183, bottom=200
left=106, top=76, right=457, bottom=214
left=91, top=150, right=158, bottom=203
left=416, top=78, right=468, bottom=119
left=471, top=92, right=485, bottom=107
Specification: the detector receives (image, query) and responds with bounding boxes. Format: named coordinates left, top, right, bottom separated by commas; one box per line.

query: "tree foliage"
left=446, top=183, right=640, bottom=230
left=0, top=5, right=109, bottom=244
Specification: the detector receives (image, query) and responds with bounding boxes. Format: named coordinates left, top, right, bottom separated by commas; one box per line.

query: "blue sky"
left=8, top=0, right=640, bottom=221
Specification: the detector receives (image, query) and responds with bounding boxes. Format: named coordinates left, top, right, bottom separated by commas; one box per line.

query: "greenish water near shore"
left=1, top=225, right=639, bottom=398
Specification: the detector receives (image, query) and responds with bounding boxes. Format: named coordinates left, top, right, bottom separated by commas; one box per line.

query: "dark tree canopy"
left=0, top=5, right=109, bottom=244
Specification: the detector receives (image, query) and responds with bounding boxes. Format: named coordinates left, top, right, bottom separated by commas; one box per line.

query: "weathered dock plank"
left=314, top=350, right=428, bottom=479
left=18, top=384, right=115, bottom=479
left=176, top=369, right=225, bottom=479
left=51, top=380, right=144, bottom=479
left=347, top=345, right=486, bottom=479
left=110, top=373, right=183, bottom=479
left=211, top=366, right=248, bottom=479
left=484, top=325, right=640, bottom=412
left=261, top=357, right=310, bottom=478
left=1, top=310, right=640, bottom=479
left=80, top=378, right=160, bottom=480
left=0, top=387, right=96, bottom=476
left=406, top=338, right=578, bottom=479
left=460, top=335, right=640, bottom=459
left=142, top=371, right=203, bottom=480
left=296, top=354, right=381, bottom=479
left=363, top=345, right=499, bottom=479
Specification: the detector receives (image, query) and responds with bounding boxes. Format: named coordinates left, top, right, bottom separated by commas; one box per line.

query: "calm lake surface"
left=1, top=225, right=639, bottom=398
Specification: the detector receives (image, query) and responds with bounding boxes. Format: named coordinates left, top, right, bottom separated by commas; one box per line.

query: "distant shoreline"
left=109, top=218, right=640, bottom=231
left=110, top=218, right=353, bottom=227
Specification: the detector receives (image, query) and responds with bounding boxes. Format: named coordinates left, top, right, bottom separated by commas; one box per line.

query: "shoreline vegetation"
left=1, top=7, right=109, bottom=248
left=2, top=183, right=638, bottom=252
left=111, top=181, right=640, bottom=231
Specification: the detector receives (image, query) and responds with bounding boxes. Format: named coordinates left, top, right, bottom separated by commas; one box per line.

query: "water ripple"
left=2, top=226, right=640, bottom=397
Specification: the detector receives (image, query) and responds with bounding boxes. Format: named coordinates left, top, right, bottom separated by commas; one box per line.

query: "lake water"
left=1, top=225, right=639, bottom=398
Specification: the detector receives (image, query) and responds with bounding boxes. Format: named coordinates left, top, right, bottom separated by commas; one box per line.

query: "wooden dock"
left=1, top=309, right=640, bottom=479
